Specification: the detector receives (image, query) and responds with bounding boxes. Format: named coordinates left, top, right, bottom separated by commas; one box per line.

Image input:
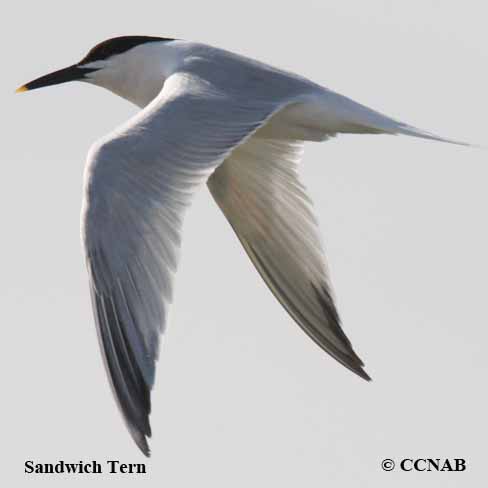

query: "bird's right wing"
left=208, top=136, right=370, bottom=380
left=81, top=72, right=295, bottom=455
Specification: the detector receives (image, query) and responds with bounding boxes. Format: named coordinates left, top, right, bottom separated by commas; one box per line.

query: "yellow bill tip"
left=15, top=85, right=28, bottom=93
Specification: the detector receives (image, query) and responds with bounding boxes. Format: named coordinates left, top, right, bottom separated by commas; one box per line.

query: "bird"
left=16, top=35, right=465, bottom=456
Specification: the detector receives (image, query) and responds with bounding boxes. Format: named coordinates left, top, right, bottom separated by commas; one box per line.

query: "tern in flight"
left=17, top=36, right=464, bottom=455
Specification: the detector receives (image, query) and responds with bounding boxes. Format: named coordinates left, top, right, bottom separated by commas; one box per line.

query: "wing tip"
left=129, top=422, right=152, bottom=457
left=310, top=282, right=372, bottom=382
left=90, top=286, right=155, bottom=458
left=336, top=346, right=372, bottom=382
left=138, top=440, right=151, bottom=458
left=395, top=124, right=474, bottom=147
left=353, top=364, right=372, bottom=382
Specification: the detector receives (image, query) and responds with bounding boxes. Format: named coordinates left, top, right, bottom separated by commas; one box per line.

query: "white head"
left=17, top=36, right=180, bottom=107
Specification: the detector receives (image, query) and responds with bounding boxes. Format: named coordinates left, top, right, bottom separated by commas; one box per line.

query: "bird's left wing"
left=81, top=72, right=293, bottom=455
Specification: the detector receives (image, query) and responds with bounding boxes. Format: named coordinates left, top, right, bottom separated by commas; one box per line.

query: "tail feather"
left=388, top=122, right=471, bottom=146
left=324, top=89, right=473, bottom=146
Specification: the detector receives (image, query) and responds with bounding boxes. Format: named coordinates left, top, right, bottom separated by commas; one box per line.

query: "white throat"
left=84, top=40, right=185, bottom=108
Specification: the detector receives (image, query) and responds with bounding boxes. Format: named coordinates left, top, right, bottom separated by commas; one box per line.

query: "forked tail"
left=322, top=89, right=473, bottom=146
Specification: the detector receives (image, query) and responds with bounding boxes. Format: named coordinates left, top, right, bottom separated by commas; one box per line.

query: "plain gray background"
left=3, top=0, right=487, bottom=486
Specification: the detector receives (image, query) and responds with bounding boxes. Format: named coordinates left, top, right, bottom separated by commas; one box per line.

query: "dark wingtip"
left=309, top=282, right=373, bottom=382
left=342, top=352, right=371, bottom=382
left=355, top=367, right=372, bottom=382
left=90, top=284, right=155, bottom=458
left=140, top=441, right=151, bottom=458
left=129, top=424, right=151, bottom=457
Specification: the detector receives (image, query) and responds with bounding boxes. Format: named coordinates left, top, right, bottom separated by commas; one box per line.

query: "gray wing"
left=208, top=136, right=370, bottom=380
left=81, top=72, right=295, bottom=455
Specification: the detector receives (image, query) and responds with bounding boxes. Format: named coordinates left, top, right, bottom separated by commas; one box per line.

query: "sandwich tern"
left=17, top=36, right=464, bottom=455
